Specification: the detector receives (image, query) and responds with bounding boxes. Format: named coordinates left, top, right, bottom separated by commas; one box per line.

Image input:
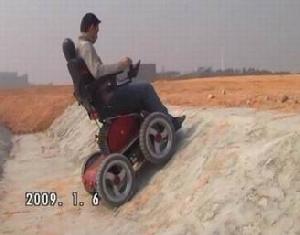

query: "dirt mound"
left=0, top=104, right=299, bottom=234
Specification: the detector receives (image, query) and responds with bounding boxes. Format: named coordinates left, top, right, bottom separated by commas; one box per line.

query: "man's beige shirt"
left=76, top=35, right=126, bottom=79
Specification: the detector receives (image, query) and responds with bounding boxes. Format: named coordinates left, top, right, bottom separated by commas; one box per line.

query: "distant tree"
left=165, top=65, right=288, bottom=80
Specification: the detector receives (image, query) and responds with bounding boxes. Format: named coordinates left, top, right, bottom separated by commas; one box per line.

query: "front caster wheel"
left=96, top=153, right=136, bottom=207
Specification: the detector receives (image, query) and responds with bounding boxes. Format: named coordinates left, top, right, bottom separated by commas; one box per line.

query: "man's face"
left=88, top=24, right=99, bottom=43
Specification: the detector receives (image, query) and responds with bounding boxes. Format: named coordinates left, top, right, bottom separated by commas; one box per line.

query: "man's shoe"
left=172, top=115, right=186, bottom=131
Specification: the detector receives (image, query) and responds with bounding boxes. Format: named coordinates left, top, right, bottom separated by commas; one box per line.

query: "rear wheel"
left=96, top=153, right=136, bottom=207
left=139, top=112, right=175, bottom=164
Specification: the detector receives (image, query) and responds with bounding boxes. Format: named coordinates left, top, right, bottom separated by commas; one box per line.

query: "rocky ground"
left=0, top=104, right=299, bottom=235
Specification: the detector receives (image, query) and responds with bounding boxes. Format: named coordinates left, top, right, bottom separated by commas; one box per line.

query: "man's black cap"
left=80, top=13, right=101, bottom=32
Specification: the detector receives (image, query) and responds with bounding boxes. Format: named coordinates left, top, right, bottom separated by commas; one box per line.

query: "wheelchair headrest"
left=62, top=38, right=76, bottom=62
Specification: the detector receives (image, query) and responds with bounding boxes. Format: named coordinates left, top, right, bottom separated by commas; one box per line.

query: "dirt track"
left=1, top=74, right=300, bottom=133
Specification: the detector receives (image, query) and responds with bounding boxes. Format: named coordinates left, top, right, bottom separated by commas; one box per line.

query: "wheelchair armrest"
left=102, top=113, right=141, bottom=124
left=117, top=78, right=132, bottom=87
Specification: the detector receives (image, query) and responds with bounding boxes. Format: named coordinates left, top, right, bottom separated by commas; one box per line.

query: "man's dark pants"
left=100, top=82, right=170, bottom=119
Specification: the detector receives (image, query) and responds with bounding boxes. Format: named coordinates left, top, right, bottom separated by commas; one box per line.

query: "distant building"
left=156, top=71, right=181, bottom=79
left=0, top=72, right=30, bottom=88
left=134, top=64, right=156, bottom=83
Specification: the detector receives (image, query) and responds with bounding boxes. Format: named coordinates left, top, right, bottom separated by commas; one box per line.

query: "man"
left=76, top=13, right=185, bottom=130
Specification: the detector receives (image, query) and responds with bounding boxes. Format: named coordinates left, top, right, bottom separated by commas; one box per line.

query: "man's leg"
left=103, top=82, right=185, bottom=130
left=107, top=82, right=168, bottom=115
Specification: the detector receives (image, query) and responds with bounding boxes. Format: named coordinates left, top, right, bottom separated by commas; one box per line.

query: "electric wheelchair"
left=63, top=38, right=176, bottom=207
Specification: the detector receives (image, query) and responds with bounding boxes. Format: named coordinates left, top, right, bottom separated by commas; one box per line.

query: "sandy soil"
left=0, top=85, right=74, bottom=134
left=0, top=105, right=299, bottom=235
left=153, top=74, right=300, bottom=112
left=1, top=74, right=300, bottom=133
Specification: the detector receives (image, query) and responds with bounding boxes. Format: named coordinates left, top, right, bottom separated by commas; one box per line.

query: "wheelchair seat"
left=62, top=38, right=142, bottom=123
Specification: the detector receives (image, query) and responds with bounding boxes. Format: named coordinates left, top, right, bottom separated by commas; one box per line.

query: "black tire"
left=139, top=112, right=175, bottom=164
left=96, top=153, right=136, bottom=207
left=97, top=123, right=110, bottom=154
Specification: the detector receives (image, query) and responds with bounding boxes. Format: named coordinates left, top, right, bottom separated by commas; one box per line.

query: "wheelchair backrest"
left=62, top=38, right=98, bottom=119
left=62, top=38, right=76, bottom=61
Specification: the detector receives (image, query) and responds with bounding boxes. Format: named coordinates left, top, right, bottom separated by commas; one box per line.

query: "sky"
left=0, top=0, right=300, bottom=84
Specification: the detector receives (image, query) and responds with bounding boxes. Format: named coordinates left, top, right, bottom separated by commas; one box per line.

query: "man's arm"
left=80, top=42, right=128, bottom=79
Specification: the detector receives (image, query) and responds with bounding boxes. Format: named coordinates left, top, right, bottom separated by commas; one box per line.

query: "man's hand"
left=119, top=57, right=132, bottom=69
